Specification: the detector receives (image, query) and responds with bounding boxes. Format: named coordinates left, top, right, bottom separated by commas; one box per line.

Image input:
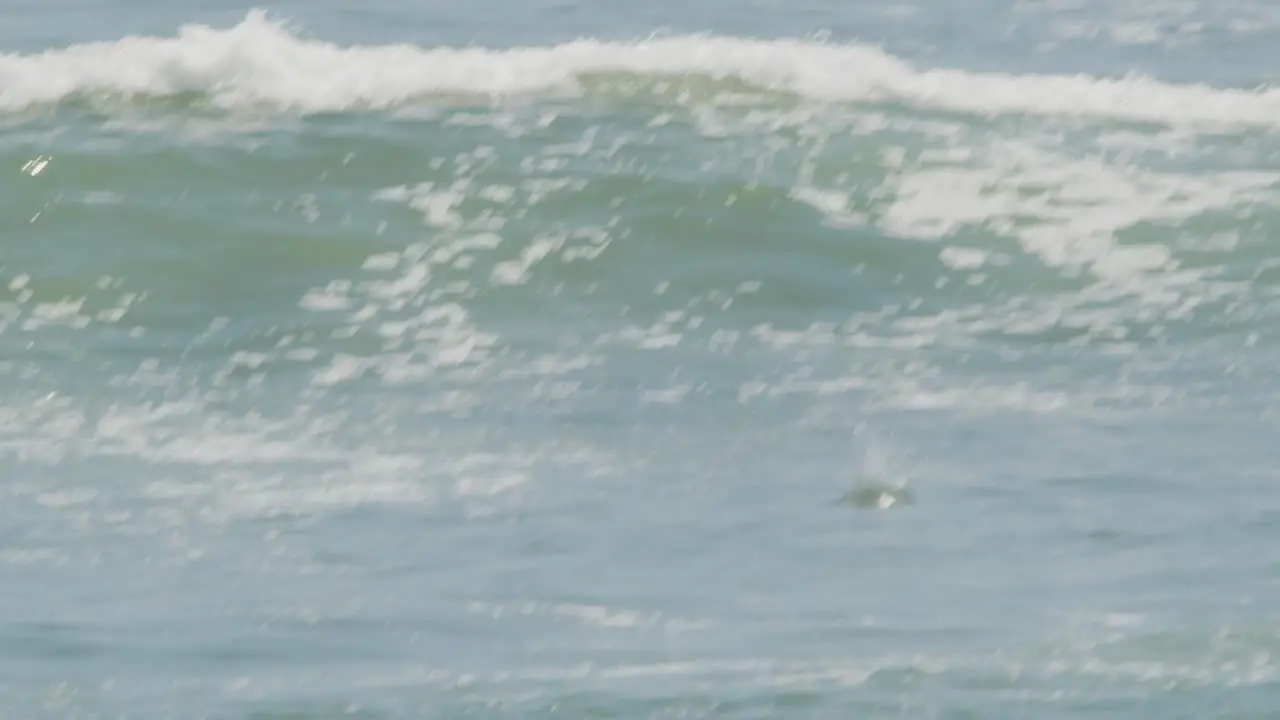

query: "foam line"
left=2, top=9, right=1278, bottom=128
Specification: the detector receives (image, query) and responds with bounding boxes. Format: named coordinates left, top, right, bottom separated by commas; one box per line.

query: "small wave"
left=3, top=10, right=1280, bottom=129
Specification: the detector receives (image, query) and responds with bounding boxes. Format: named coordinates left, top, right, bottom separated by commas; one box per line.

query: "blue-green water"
left=3, top=1, right=1280, bottom=717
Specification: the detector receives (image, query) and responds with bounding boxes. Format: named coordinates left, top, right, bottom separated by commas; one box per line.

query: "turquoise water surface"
left=3, top=1, right=1280, bottom=717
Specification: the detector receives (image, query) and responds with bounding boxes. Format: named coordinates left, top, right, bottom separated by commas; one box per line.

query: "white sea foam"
left=4, top=10, right=1280, bottom=129
left=877, top=136, right=1278, bottom=304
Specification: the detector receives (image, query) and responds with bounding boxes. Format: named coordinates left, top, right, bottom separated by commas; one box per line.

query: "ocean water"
left=3, top=0, right=1280, bottom=717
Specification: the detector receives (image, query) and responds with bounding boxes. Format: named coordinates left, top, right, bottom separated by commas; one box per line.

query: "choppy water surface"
left=3, top=1, right=1280, bottom=717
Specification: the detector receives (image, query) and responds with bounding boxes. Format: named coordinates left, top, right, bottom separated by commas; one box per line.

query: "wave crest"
left=3, top=9, right=1280, bottom=128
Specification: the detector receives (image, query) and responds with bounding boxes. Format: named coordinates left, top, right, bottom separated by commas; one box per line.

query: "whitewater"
left=2, top=10, right=1280, bottom=130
